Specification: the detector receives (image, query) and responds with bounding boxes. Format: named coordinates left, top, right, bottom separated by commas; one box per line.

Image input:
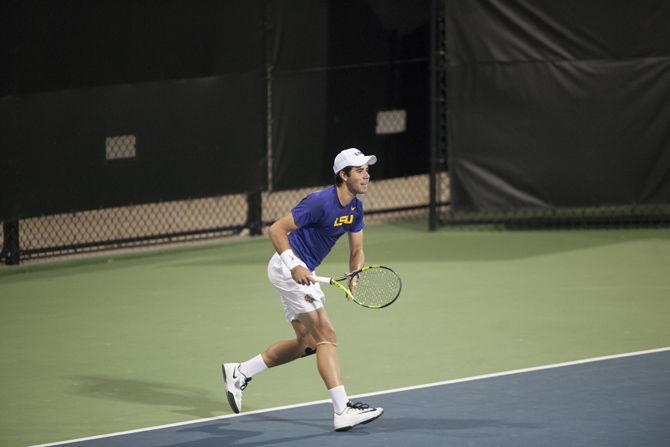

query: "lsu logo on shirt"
left=333, top=215, right=354, bottom=227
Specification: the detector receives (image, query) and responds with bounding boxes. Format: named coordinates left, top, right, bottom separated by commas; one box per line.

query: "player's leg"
left=297, top=307, right=383, bottom=431
left=223, top=263, right=320, bottom=415
left=296, top=307, right=341, bottom=388
left=259, top=252, right=324, bottom=369
left=222, top=323, right=316, bottom=414
left=260, top=320, right=317, bottom=367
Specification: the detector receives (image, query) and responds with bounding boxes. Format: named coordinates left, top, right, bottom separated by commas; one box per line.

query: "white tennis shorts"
left=267, top=252, right=326, bottom=322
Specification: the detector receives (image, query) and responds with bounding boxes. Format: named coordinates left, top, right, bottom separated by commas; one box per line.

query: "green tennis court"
left=2, top=222, right=670, bottom=446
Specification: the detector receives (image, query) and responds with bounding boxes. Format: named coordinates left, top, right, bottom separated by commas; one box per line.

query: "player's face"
left=345, top=164, right=371, bottom=194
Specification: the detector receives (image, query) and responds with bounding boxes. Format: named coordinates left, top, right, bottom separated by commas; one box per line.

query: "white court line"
left=30, top=346, right=670, bottom=447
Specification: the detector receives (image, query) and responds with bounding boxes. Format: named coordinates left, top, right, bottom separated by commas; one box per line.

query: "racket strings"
left=353, top=267, right=401, bottom=308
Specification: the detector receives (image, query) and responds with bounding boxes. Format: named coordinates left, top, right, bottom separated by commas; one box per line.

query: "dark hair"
left=334, top=166, right=354, bottom=185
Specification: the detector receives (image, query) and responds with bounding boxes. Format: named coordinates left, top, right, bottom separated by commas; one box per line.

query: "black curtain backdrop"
left=1, top=1, right=266, bottom=221
left=2, top=1, right=264, bottom=95
left=2, top=0, right=431, bottom=220
left=270, top=0, right=430, bottom=190
left=1, top=77, right=266, bottom=221
left=447, top=0, right=670, bottom=211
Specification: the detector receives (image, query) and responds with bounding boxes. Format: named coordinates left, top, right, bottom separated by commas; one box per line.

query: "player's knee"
left=296, top=332, right=314, bottom=347
left=319, top=326, right=337, bottom=345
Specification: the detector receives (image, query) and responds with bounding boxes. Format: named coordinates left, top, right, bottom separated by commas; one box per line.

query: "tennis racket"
left=313, top=265, right=401, bottom=309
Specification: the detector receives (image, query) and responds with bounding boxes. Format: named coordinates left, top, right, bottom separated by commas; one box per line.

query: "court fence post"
left=2, top=220, right=21, bottom=265
left=429, top=0, right=438, bottom=231
left=429, top=0, right=448, bottom=231
left=246, top=191, right=263, bottom=236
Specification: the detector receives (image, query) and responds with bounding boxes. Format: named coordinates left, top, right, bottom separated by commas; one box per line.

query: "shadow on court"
left=70, top=375, right=222, bottom=419
left=55, top=351, right=670, bottom=447
left=156, top=415, right=540, bottom=447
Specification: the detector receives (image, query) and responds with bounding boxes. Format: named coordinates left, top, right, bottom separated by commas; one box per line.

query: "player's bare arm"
left=348, top=230, right=364, bottom=271
left=347, top=230, right=364, bottom=292
left=268, top=213, right=314, bottom=285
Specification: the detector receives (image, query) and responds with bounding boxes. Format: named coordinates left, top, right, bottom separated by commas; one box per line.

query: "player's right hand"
left=291, top=265, right=315, bottom=285
left=346, top=274, right=358, bottom=300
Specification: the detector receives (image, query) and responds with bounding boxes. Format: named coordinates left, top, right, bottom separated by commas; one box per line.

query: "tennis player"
left=223, top=148, right=384, bottom=431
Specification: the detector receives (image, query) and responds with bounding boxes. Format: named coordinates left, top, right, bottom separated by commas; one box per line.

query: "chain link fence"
left=1, top=174, right=445, bottom=264
left=4, top=168, right=668, bottom=266
left=375, top=110, right=406, bottom=135
left=0, top=194, right=249, bottom=263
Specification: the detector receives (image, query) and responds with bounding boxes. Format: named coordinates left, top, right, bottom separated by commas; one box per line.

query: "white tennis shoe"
left=333, top=401, right=384, bottom=431
left=222, top=363, right=251, bottom=414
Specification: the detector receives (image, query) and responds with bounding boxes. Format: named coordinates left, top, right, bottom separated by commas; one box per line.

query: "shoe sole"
left=221, top=364, right=241, bottom=414
left=334, top=408, right=384, bottom=432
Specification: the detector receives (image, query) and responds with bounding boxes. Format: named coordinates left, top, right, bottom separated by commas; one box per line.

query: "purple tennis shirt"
left=288, top=185, right=364, bottom=271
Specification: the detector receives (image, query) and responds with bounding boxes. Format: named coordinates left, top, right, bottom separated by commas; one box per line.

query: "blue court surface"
left=41, top=349, right=670, bottom=447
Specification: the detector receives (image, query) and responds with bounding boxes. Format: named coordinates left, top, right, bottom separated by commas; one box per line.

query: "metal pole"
left=264, top=0, right=274, bottom=193
left=429, top=0, right=439, bottom=230
left=2, top=220, right=20, bottom=265
left=246, top=191, right=263, bottom=236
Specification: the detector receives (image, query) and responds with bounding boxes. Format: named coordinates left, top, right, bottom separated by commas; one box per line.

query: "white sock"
left=238, top=354, right=268, bottom=383
left=329, top=385, right=348, bottom=415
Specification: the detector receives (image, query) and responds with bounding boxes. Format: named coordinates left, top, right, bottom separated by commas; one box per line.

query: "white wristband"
left=280, top=249, right=306, bottom=270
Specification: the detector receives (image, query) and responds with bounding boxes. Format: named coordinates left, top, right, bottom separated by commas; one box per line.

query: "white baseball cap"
left=333, top=148, right=377, bottom=174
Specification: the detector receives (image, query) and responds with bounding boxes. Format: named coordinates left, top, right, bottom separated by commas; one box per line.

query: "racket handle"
left=313, top=275, right=332, bottom=284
